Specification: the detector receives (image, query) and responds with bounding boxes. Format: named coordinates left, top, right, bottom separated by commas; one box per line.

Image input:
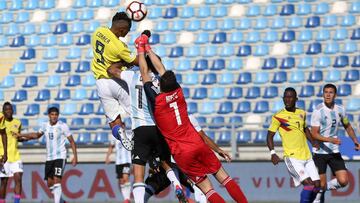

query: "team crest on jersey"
left=165, top=92, right=178, bottom=103
left=299, top=114, right=304, bottom=119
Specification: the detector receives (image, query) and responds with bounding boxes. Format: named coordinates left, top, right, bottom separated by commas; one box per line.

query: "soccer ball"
left=126, top=1, right=147, bottom=22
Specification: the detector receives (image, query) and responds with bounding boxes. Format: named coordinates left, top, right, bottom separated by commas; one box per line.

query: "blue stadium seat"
left=149, top=34, right=160, bottom=44
left=254, top=18, right=267, bottom=30
left=94, top=104, right=104, bottom=115
left=10, top=0, right=22, bottom=10
left=263, top=116, right=271, bottom=128
left=219, top=19, right=234, bottom=30
left=325, top=69, right=341, bottom=82
left=254, top=131, right=267, bottom=143
left=245, top=87, right=260, bottom=99
left=308, top=71, right=323, bottom=83
left=66, top=75, right=81, bottom=87
left=289, top=43, right=304, bottom=55
left=23, top=23, right=36, bottom=35
left=254, top=101, right=269, bottom=113
left=195, top=33, right=209, bottom=44
left=316, top=29, right=330, bottom=41
left=89, top=0, right=102, bottom=7
left=228, top=87, right=242, bottom=99
left=147, top=7, right=162, bottom=19
left=199, top=102, right=215, bottom=115
left=35, top=89, right=50, bottom=102
left=263, top=31, right=278, bottom=43
left=94, top=132, right=109, bottom=144
left=183, top=73, right=198, bottom=85
left=308, top=99, right=323, bottom=112
left=170, top=20, right=184, bottom=31
left=298, top=30, right=312, bottom=42
left=46, top=75, right=61, bottom=87
left=211, top=59, right=225, bottom=71
left=163, top=33, right=177, bottom=45
left=79, top=103, right=94, bottom=115
left=10, top=62, right=25, bottom=74
left=322, top=15, right=337, bottom=27
left=182, top=87, right=190, bottom=99
left=66, top=47, right=81, bottom=59
left=56, top=61, right=71, bottom=73
left=298, top=57, right=312, bottom=69
left=187, top=19, right=200, bottom=31
left=289, top=70, right=305, bottom=83
left=218, top=73, right=233, bottom=85
left=205, top=0, right=217, bottom=4
left=16, top=12, right=29, bottom=23
left=271, top=18, right=285, bottom=29
left=217, top=131, right=231, bottom=146
left=193, top=88, right=207, bottom=100
left=247, top=5, right=260, bottom=16
left=315, top=56, right=331, bottom=69
left=24, top=104, right=39, bottom=116
left=298, top=3, right=311, bottom=15
left=62, top=103, right=77, bottom=115
left=280, top=57, right=295, bottom=69
left=12, top=90, right=27, bottom=102
left=164, top=7, right=177, bottom=19
left=324, top=42, right=339, bottom=55
left=246, top=32, right=260, bottom=43
left=209, top=87, right=225, bottom=100
left=87, top=21, right=100, bottom=33
left=281, top=4, right=294, bottom=16
left=299, top=85, right=315, bottom=97
left=203, top=20, right=217, bottom=31
left=272, top=71, right=287, bottom=83
left=236, top=101, right=251, bottom=114
left=344, top=70, right=359, bottom=82
left=22, top=76, right=37, bottom=88
left=253, top=45, right=269, bottom=56
left=264, top=4, right=277, bottom=16
left=337, top=84, right=352, bottom=97
left=86, top=118, right=102, bottom=130
left=305, top=16, right=320, bottom=28
left=79, top=9, right=94, bottom=21
left=237, top=72, right=251, bottom=84
left=262, top=58, right=277, bottom=70
left=194, top=59, right=208, bottom=71
left=173, top=0, right=186, bottom=5
left=202, top=73, right=216, bottom=85
left=72, top=89, right=87, bottom=101
left=212, top=32, right=226, bottom=44
left=288, top=16, right=302, bottom=28
left=42, top=48, right=58, bottom=60
left=169, top=46, right=183, bottom=58
left=281, top=30, right=295, bottom=42
left=350, top=1, right=360, bottom=13
left=254, top=72, right=269, bottom=84
left=180, top=7, right=194, bottom=18
left=341, top=15, right=356, bottom=27
left=59, top=34, right=73, bottom=46
left=175, top=60, right=190, bottom=71
left=6, top=24, right=19, bottom=36
left=315, top=2, right=329, bottom=14
left=48, top=11, right=61, bottom=22
left=351, top=28, right=360, bottom=40
left=237, top=131, right=251, bottom=144
left=342, top=41, right=357, bottom=54
left=55, top=89, right=70, bottom=101
left=76, top=34, right=91, bottom=46
left=187, top=102, right=198, bottom=114
left=271, top=100, right=284, bottom=113
left=334, top=28, right=348, bottom=41
left=0, top=91, right=3, bottom=101
left=239, top=18, right=251, bottom=30
left=263, top=86, right=278, bottom=98
left=0, top=12, right=13, bottom=23
left=227, top=116, right=242, bottom=129
left=218, top=102, right=233, bottom=114
left=41, top=0, right=55, bottom=9
left=334, top=56, right=349, bottom=68
left=77, top=133, right=91, bottom=145
left=82, top=75, right=96, bottom=87
left=237, top=45, right=251, bottom=57
left=19, top=48, right=35, bottom=60
left=70, top=118, right=84, bottom=130
left=214, top=6, right=227, bottom=17
left=306, top=42, right=321, bottom=55
left=209, top=116, right=225, bottom=129
left=75, top=61, right=90, bottom=73
left=54, top=23, right=67, bottom=34
left=73, top=0, right=87, bottom=8
left=228, top=58, right=242, bottom=71
left=203, top=46, right=217, bottom=57
left=346, top=99, right=360, bottom=112
left=296, top=100, right=305, bottom=110
left=27, top=35, right=40, bottom=47
left=352, top=56, right=360, bottom=67
left=89, top=90, right=99, bottom=100
left=38, top=23, right=51, bottom=35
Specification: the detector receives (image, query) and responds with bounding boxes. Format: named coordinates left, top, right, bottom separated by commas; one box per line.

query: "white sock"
left=133, top=182, right=146, bottom=203
left=144, top=185, right=155, bottom=202
left=327, top=178, right=342, bottom=190
left=52, top=183, right=63, bottom=203
left=120, top=182, right=131, bottom=200
left=313, top=190, right=324, bottom=203
left=194, top=186, right=207, bottom=203
left=166, top=169, right=182, bottom=191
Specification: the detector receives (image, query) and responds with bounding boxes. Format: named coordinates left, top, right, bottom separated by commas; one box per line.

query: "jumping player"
left=266, top=88, right=320, bottom=203
left=135, top=33, right=248, bottom=203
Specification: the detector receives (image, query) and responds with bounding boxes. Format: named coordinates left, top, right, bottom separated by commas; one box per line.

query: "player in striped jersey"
left=105, top=135, right=132, bottom=203
left=0, top=102, right=23, bottom=203
left=311, top=84, right=360, bottom=203
left=15, top=107, right=78, bottom=203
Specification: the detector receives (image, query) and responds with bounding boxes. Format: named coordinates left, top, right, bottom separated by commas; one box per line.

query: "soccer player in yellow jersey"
left=0, top=106, right=7, bottom=165
left=0, top=102, right=22, bottom=203
left=266, top=88, right=320, bottom=203
left=91, top=12, right=138, bottom=142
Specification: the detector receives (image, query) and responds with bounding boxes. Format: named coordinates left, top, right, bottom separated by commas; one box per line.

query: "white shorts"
left=284, top=157, right=320, bottom=187
left=96, top=78, right=130, bottom=123
left=0, top=160, right=23, bottom=177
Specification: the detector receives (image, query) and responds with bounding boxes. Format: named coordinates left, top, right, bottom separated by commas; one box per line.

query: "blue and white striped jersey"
left=121, top=69, right=158, bottom=130
left=38, top=120, right=71, bottom=161
left=111, top=137, right=131, bottom=165
left=311, top=102, right=348, bottom=154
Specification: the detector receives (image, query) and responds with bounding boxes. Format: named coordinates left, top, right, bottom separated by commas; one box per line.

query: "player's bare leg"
left=119, top=173, right=131, bottom=203
left=213, top=167, right=248, bottom=203
left=133, top=164, right=146, bottom=203
left=0, top=177, right=8, bottom=202
left=315, top=170, right=348, bottom=203
left=160, top=161, right=187, bottom=203
left=13, top=172, right=22, bottom=203
left=314, top=174, right=327, bottom=203
left=196, top=177, right=225, bottom=203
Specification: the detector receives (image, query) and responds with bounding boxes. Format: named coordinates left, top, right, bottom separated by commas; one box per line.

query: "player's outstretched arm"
left=266, top=131, right=280, bottom=165
left=67, top=135, right=78, bottom=166
left=198, top=130, right=231, bottom=162
left=12, top=132, right=43, bottom=140
left=342, top=122, right=360, bottom=150
left=0, top=129, right=7, bottom=163
left=310, top=126, right=341, bottom=145
left=105, top=143, right=115, bottom=164
left=147, top=50, right=166, bottom=76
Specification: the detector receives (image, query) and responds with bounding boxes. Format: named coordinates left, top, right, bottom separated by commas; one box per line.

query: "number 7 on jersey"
left=170, top=102, right=182, bottom=125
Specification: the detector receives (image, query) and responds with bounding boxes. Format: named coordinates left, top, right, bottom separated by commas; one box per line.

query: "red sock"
left=205, top=189, right=226, bottom=203
left=222, top=176, right=248, bottom=203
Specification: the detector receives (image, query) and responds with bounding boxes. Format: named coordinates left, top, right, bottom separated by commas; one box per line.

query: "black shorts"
left=131, top=126, right=171, bottom=165
left=44, top=159, right=66, bottom=180
left=313, top=153, right=347, bottom=175
left=116, top=163, right=131, bottom=179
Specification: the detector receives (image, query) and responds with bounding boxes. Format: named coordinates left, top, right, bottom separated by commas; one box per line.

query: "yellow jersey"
left=268, top=108, right=311, bottom=160
left=91, top=26, right=136, bottom=79
left=0, top=118, right=21, bottom=162
left=0, top=113, right=4, bottom=130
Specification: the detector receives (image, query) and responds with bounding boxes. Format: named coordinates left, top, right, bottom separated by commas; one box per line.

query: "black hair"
left=2, top=101, right=12, bottom=111
left=112, top=12, right=132, bottom=29
left=323, top=83, right=337, bottom=94
left=48, top=107, right=59, bottom=114
left=284, top=87, right=297, bottom=97
left=160, top=70, right=180, bottom=93
left=145, top=54, right=161, bottom=75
